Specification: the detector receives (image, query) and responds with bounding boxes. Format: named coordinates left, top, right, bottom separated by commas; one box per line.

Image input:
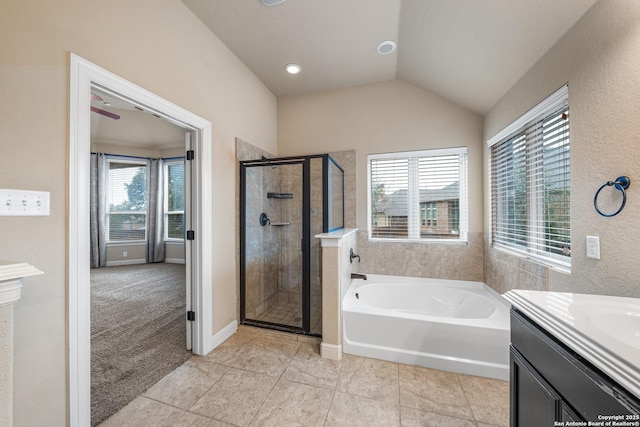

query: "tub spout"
left=351, top=273, right=367, bottom=280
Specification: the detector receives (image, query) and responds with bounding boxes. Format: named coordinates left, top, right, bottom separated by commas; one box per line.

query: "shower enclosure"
left=240, top=154, right=344, bottom=336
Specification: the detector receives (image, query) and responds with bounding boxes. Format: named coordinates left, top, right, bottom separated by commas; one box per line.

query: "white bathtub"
left=342, top=274, right=511, bottom=380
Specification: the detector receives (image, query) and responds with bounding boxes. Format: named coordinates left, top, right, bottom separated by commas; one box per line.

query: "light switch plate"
left=0, top=189, right=50, bottom=216
left=586, top=235, right=600, bottom=259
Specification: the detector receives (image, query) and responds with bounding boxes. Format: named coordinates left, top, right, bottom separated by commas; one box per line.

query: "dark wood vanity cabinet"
left=510, top=309, right=640, bottom=427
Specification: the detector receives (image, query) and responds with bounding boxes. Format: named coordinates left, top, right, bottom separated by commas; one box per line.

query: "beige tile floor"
left=255, top=300, right=304, bottom=326
left=99, top=326, right=509, bottom=427
left=254, top=299, right=323, bottom=334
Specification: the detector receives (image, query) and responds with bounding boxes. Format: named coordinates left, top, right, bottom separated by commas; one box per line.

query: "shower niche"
left=240, top=154, right=344, bottom=336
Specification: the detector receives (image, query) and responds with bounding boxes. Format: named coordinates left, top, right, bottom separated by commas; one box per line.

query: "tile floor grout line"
left=186, top=335, right=262, bottom=426
left=135, top=395, right=230, bottom=425
left=182, top=358, right=231, bottom=422
left=455, top=372, right=479, bottom=425
left=322, top=348, right=348, bottom=427
left=244, top=337, right=301, bottom=427
left=102, top=326, right=509, bottom=426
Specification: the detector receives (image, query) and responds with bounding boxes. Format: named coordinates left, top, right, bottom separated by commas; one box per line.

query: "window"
left=489, top=85, right=570, bottom=270
left=368, top=147, right=468, bottom=242
left=107, top=159, right=147, bottom=242
left=164, top=160, right=185, bottom=240
left=421, top=202, right=437, bottom=227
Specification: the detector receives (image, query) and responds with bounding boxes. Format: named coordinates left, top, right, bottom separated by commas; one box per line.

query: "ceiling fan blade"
left=90, top=106, right=120, bottom=120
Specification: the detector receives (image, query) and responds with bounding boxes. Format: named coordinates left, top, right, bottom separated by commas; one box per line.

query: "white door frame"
left=68, top=53, right=212, bottom=427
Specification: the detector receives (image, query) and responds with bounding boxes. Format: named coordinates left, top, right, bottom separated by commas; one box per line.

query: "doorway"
left=69, top=54, right=213, bottom=427
left=88, top=86, right=194, bottom=424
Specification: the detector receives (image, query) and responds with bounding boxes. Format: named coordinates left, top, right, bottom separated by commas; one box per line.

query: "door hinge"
left=186, top=230, right=195, bottom=240
left=186, top=150, right=195, bottom=160
left=187, top=311, right=196, bottom=321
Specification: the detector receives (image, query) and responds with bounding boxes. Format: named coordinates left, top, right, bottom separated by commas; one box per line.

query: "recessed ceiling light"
left=377, top=40, right=397, bottom=55
left=285, top=63, right=301, bottom=75
left=261, top=0, right=286, bottom=5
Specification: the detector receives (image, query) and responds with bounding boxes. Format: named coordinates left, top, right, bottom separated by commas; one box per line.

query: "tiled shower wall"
left=237, top=140, right=280, bottom=319
left=274, top=162, right=304, bottom=310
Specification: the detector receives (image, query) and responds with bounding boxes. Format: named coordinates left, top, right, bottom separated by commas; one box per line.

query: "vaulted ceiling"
left=182, top=0, right=597, bottom=114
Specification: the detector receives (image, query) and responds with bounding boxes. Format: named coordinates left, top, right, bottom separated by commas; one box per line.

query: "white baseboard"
left=204, top=320, right=237, bottom=355
left=321, top=342, right=343, bottom=360
left=164, top=258, right=185, bottom=264
left=106, top=259, right=146, bottom=267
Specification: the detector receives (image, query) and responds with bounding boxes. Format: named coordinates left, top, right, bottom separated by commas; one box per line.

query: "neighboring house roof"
left=376, top=182, right=459, bottom=217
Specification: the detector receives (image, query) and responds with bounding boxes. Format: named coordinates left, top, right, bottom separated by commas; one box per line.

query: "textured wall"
left=278, top=81, right=484, bottom=281
left=0, top=2, right=277, bottom=424
left=483, top=0, right=640, bottom=297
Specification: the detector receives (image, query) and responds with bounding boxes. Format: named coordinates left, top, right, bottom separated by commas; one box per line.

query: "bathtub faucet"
left=351, top=273, right=367, bottom=280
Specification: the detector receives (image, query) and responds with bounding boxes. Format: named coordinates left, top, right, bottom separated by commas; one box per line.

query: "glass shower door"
left=241, top=161, right=304, bottom=331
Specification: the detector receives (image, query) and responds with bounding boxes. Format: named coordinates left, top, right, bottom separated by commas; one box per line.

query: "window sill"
left=106, top=241, right=146, bottom=246
left=368, top=237, right=468, bottom=245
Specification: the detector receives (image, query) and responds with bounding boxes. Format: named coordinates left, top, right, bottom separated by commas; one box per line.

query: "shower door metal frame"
left=240, top=157, right=310, bottom=335
left=239, top=154, right=344, bottom=336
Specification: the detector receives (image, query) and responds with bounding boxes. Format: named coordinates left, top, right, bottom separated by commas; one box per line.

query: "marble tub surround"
left=483, top=234, right=548, bottom=294
left=100, top=326, right=509, bottom=427
left=357, top=231, right=484, bottom=282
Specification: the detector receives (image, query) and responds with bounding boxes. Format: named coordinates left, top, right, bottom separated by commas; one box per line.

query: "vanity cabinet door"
left=510, top=347, right=562, bottom=427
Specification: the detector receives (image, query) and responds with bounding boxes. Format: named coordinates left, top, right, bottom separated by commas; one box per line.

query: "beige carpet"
left=91, top=263, right=192, bottom=426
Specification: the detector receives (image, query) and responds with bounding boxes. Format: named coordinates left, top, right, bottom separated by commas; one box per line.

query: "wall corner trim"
left=320, top=343, right=343, bottom=360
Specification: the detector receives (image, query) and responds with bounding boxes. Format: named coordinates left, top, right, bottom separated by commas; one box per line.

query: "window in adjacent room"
left=488, top=85, right=570, bottom=270
left=107, top=159, right=148, bottom=242
left=164, top=160, right=185, bottom=240
left=368, top=147, right=468, bottom=242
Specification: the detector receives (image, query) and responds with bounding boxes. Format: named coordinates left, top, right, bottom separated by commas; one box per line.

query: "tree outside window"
left=107, top=161, right=147, bottom=241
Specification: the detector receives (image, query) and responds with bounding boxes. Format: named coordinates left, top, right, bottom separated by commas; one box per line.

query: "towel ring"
left=594, top=176, right=630, bottom=217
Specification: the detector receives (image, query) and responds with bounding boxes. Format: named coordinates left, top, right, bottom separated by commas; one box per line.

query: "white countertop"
left=0, top=260, right=42, bottom=282
left=315, top=228, right=358, bottom=247
left=0, top=261, right=43, bottom=306
left=504, top=290, right=640, bottom=399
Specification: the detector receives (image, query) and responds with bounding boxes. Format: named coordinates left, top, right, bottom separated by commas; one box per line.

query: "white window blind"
left=107, top=160, right=147, bottom=242
left=368, top=147, right=468, bottom=242
left=165, top=161, right=185, bottom=240
left=490, top=86, right=570, bottom=269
